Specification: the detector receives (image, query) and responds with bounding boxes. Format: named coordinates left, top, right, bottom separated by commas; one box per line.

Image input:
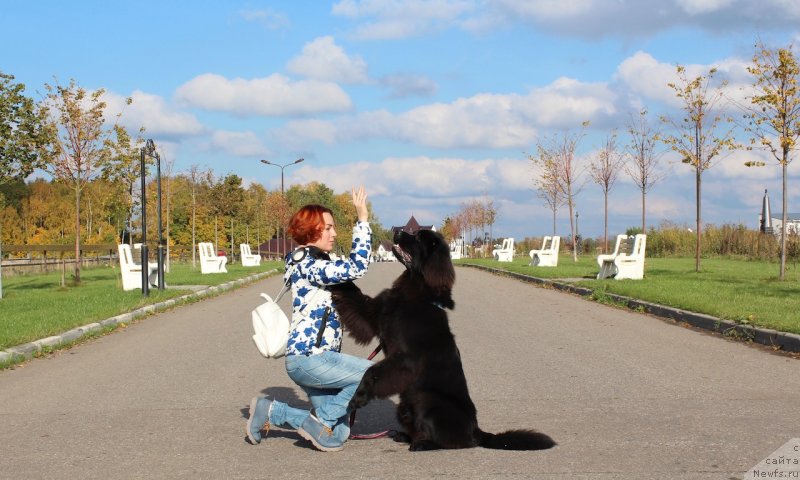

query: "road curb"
left=0, top=269, right=279, bottom=365
left=462, top=264, right=800, bottom=354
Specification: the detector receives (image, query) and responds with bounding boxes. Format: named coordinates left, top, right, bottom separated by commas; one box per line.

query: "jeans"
left=268, top=351, right=372, bottom=443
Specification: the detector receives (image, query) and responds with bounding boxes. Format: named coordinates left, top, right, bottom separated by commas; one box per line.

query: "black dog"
left=330, top=229, right=555, bottom=451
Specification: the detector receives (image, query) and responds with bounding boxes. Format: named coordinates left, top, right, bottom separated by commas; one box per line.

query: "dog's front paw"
left=349, top=375, right=375, bottom=409
left=349, top=385, right=372, bottom=409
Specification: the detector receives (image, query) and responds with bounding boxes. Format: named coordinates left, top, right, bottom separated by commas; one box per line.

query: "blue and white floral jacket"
left=283, top=221, right=372, bottom=356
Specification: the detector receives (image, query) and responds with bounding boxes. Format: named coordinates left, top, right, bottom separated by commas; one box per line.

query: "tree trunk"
left=642, top=191, right=646, bottom=233
left=568, top=201, right=577, bottom=262
left=74, top=186, right=82, bottom=283
left=695, top=167, right=701, bottom=273
left=603, top=190, right=609, bottom=253
left=780, top=161, right=787, bottom=281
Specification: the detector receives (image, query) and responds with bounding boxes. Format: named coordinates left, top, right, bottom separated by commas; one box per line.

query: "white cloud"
left=616, top=51, right=682, bottom=106
left=239, top=8, right=291, bottom=30
left=103, top=90, right=205, bottom=138
left=174, top=73, right=352, bottom=116
left=272, top=77, right=617, bottom=149
left=333, top=0, right=799, bottom=40
left=332, top=0, right=476, bottom=39
left=209, top=130, right=271, bottom=157
left=380, top=73, right=438, bottom=98
left=675, top=0, right=735, bottom=15
left=286, top=36, right=369, bottom=84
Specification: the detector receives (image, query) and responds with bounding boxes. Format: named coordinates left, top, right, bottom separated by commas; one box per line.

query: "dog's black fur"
left=329, top=229, right=556, bottom=451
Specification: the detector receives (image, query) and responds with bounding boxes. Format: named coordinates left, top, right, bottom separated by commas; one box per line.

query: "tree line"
left=520, top=40, right=800, bottom=280
left=0, top=74, right=392, bottom=283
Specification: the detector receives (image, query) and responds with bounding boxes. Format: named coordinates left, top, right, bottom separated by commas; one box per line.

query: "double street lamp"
left=140, top=139, right=165, bottom=296
left=260, top=158, right=304, bottom=256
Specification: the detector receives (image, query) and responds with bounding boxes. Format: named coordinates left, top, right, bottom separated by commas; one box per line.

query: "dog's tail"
left=478, top=429, right=556, bottom=451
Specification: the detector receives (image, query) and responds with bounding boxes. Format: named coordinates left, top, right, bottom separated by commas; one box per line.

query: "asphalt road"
left=1, top=262, right=797, bottom=479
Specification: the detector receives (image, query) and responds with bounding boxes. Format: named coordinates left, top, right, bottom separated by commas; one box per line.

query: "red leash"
left=349, top=344, right=395, bottom=440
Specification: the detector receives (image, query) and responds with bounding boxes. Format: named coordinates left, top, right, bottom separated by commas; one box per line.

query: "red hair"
left=287, top=204, right=333, bottom=245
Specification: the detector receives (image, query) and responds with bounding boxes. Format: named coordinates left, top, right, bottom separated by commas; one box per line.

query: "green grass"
left=459, top=256, right=800, bottom=335
left=0, top=260, right=283, bottom=350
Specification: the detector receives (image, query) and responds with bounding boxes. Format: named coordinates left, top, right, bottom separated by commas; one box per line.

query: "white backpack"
left=251, top=290, right=291, bottom=358
left=251, top=264, right=327, bottom=358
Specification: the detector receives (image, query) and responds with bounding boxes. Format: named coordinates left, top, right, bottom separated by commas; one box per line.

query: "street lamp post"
left=260, top=158, right=304, bottom=256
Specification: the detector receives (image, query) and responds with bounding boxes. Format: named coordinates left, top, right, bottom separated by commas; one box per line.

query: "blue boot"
left=246, top=396, right=272, bottom=444
left=297, top=414, right=344, bottom=452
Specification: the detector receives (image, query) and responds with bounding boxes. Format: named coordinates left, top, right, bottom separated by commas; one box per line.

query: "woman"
left=247, top=186, right=372, bottom=452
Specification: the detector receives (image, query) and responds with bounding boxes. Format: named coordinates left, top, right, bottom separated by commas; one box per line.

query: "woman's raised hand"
left=352, top=186, right=368, bottom=222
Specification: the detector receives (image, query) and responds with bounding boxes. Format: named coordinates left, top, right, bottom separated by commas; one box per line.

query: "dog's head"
left=392, top=229, right=455, bottom=292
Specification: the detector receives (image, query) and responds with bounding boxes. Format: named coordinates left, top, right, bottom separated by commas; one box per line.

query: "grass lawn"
left=459, top=256, right=800, bottom=335
left=0, top=260, right=283, bottom=350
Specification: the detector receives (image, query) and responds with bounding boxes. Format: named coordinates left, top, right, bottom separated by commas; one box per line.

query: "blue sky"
left=2, top=0, right=799, bottom=240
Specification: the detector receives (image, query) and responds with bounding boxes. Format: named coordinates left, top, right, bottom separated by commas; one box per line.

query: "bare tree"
left=625, top=109, right=665, bottom=234
left=740, top=41, right=800, bottom=281
left=660, top=66, right=737, bottom=272
left=536, top=123, right=588, bottom=262
left=589, top=131, right=625, bottom=253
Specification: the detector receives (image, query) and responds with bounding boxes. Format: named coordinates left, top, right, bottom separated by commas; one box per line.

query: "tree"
left=482, top=195, right=497, bottom=255
left=209, top=174, right=244, bottom=255
left=530, top=148, right=564, bottom=237
left=0, top=72, right=47, bottom=181
left=534, top=123, right=588, bottom=262
left=39, top=79, right=131, bottom=283
left=625, top=109, right=665, bottom=234
left=741, top=41, right=800, bottom=281
left=589, top=131, right=624, bottom=253
left=104, top=124, right=146, bottom=244
left=660, top=66, right=737, bottom=272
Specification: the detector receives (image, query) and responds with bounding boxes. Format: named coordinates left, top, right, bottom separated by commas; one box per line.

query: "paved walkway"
left=0, top=263, right=797, bottom=479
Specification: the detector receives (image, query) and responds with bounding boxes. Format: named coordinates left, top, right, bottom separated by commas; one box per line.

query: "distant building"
left=374, top=241, right=397, bottom=262
left=765, top=213, right=800, bottom=236
left=256, top=238, right=298, bottom=259
left=390, top=215, right=436, bottom=237
left=759, top=188, right=800, bottom=235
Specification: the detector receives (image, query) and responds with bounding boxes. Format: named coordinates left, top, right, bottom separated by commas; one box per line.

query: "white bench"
left=529, top=235, right=560, bottom=267
left=449, top=238, right=464, bottom=260
left=198, top=242, right=228, bottom=274
left=118, top=243, right=157, bottom=291
left=240, top=244, right=261, bottom=266
left=596, top=234, right=647, bottom=280
left=492, top=237, right=515, bottom=262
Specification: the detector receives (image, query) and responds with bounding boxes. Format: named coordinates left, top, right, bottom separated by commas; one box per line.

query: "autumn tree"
left=38, top=79, right=131, bottom=282
left=103, top=125, right=147, bottom=244
left=625, top=109, right=665, bottom=234
left=530, top=148, right=564, bottom=237
left=482, top=195, right=497, bottom=254
left=0, top=72, right=48, bottom=181
left=740, top=41, right=800, bottom=281
left=660, top=66, right=737, bottom=272
left=589, top=131, right=624, bottom=252
left=0, top=72, right=48, bottom=298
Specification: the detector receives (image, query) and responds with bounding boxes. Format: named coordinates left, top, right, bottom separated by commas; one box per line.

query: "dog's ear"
left=422, top=247, right=455, bottom=292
